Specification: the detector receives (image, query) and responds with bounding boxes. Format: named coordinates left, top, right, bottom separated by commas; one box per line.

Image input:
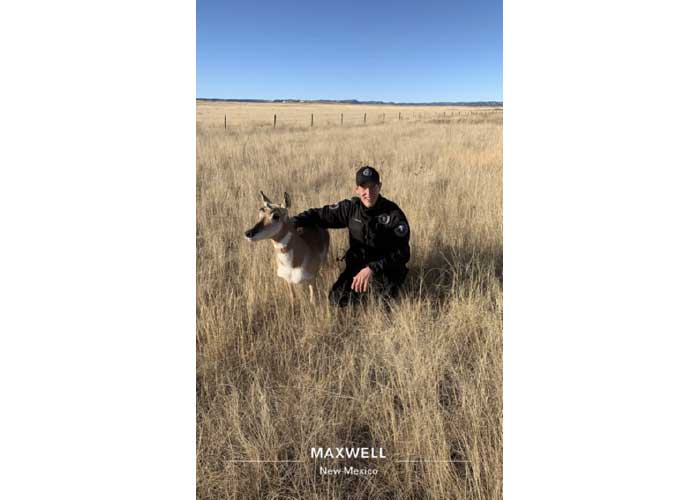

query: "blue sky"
left=197, top=0, right=502, bottom=102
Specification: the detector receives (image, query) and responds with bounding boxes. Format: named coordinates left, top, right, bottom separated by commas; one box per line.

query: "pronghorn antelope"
left=244, top=191, right=330, bottom=303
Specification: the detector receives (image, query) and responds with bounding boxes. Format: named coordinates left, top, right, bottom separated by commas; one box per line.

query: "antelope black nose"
left=244, top=229, right=254, bottom=238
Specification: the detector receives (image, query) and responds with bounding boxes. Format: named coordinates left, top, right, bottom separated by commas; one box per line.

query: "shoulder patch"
left=394, top=222, right=409, bottom=237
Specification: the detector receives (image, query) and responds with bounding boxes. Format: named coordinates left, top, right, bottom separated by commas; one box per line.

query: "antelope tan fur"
left=244, top=191, right=330, bottom=302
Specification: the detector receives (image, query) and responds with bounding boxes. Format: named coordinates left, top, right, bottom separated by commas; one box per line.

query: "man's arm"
left=368, top=216, right=411, bottom=274
left=290, top=199, right=352, bottom=229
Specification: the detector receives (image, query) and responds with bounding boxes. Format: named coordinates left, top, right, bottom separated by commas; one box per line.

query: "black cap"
left=356, top=166, right=381, bottom=186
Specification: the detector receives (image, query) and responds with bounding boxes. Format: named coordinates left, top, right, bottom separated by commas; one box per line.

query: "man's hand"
left=351, top=266, right=374, bottom=293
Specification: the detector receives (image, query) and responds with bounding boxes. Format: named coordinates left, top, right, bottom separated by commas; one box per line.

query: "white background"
left=1, top=1, right=699, bottom=498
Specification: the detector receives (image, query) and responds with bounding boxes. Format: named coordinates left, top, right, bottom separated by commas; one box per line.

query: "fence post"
left=399, top=112, right=401, bottom=120
left=382, top=113, right=385, bottom=123
left=341, top=113, right=343, bottom=126
left=363, top=113, right=366, bottom=124
left=310, top=113, right=314, bottom=127
left=274, top=114, right=277, bottom=128
left=224, top=115, right=227, bottom=129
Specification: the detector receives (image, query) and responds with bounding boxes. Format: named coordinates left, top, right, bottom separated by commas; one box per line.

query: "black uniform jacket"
left=291, top=195, right=410, bottom=276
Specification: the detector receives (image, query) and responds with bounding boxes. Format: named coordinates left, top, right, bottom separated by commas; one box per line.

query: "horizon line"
left=196, top=97, right=503, bottom=106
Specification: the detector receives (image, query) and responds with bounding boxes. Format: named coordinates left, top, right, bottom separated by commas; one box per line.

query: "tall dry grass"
left=197, top=102, right=502, bottom=499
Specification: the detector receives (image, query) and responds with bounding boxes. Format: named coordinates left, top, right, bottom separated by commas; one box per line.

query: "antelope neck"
left=271, top=224, right=294, bottom=252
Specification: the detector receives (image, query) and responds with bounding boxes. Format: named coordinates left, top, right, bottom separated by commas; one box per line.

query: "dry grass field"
left=197, top=101, right=502, bottom=499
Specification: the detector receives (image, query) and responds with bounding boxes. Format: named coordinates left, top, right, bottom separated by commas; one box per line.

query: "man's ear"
left=283, top=192, right=291, bottom=209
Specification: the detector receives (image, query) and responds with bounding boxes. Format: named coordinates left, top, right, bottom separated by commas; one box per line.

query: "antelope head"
left=244, top=191, right=292, bottom=241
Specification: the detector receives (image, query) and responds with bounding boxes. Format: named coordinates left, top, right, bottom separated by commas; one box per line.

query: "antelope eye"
left=272, top=213, right=279, bottom=220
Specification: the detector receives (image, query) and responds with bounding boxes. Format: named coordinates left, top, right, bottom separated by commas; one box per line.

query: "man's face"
left=356, top=182, right=381, bottom=208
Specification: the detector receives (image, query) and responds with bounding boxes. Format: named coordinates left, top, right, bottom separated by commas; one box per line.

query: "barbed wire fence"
left=212, top=108, right=502, bottom=131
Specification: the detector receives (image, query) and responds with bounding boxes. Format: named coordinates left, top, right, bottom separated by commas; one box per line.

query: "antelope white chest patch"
left=276, top=249, right=294, bottom=267
left=276, top=250, right=314, bottom=284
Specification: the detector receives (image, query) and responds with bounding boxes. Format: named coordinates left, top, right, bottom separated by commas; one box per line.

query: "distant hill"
left=197, top=98, right=502, bottom=107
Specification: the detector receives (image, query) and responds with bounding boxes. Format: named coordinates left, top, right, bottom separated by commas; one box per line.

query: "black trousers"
left=328, top=257, right=407, bottom=308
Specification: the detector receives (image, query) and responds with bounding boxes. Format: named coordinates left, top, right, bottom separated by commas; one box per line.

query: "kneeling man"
left=291, top=166, right=410, bottom=307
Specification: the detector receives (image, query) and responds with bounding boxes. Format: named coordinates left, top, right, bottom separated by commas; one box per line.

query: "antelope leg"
left=308, top=283, right=315, bottom=305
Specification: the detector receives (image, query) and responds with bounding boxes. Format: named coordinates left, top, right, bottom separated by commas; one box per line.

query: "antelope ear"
left=260, top=191, right=273, bottom=206
left=283, top=192, right=291, bottom=209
